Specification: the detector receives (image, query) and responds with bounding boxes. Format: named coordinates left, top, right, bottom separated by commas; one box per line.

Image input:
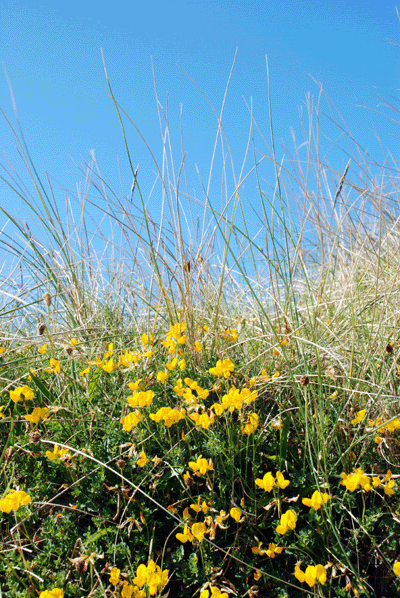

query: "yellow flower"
left=393, top=562, right=400, bottom=577
left=102, top=358, right=114, bottom=373
left=141, top=333, right=153, bottom=346
left=10, top=386, right=34, bottom=403
left=156, top=370, right=169, bottom=383
left=45, top=358, right=61, bottom=373
left=276, top=471, right=290, bottom=489
left=241, top=412, right=259, bottom=435
left=39, top=590, right=64, bottom=598
left=0, top=406, right=5, bottom=419
left=133, top=560, right=169, bottom=595
left=189, top=455, right=214, bottom=475
left=191, top=522, right=207, bottom=542
left=150, top=407, right=185, bottom=427
left=340, top=468, right=371, bottom=492
left=384, top=479, right=396, bottom=495
left=38, top=344, right=47, bottom=354
left=193, top=341, right=203, bottom=352
left=189, top=411, right=215, bottom=429
left=127, top=390, right=155, bottom=408
left=266, top=543, right=283, bottom=558
left=46, top=445, right=70, bottom=462
left=276, top=509, right=297, bottom=534
left=190, top=498, right=209, bottom=514
left=179, top=358, right=186, bottom=370
left=121, top=582, right=136, bottom=598
left=104, top=342, right=114, bottom=358
left=166, top=358, right=178, bottom=371
left=24, top=407, right=50, bottom=424
left=109, top=567, right=120, bottom=586
left=0, top=489, right=31, bottom=513
left=230, top=507, right=242, bottom=522
left=79, top=368, right=90, bottom=377
left=294, top=564, right=327, bottom=587
left=176, top=525, right=194, bottom=543
left=255, top=472, right=275, bottom=492
left=209, top=359, right=235, bottom=378
left=351, top=410, right=366, bottom=425
left=121, top=411, right=143, bottom=431
left=200, top=588, right=229, bottom=598
left=137, top=451, right=149, bottom=467
left=302, top=490, right=330, bottom=510
left=128, top=380, right=143, bottom=391
left=221, top=328, right=238, bottom=342
left=0, top=347, right=5, bottom=354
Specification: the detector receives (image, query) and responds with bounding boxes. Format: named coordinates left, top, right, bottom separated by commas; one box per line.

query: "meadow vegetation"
left=2, top=56, right=400, bottom=597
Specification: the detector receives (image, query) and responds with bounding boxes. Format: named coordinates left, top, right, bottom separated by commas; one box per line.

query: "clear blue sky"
left=1, top=0, right=400, bottom=267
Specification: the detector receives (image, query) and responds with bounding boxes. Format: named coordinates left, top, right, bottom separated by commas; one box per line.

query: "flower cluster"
left=209, top=359, right=235, bottom=378
left=276, top=509, right=297, bottom=535
left=149, top=406, right=186, bottom=427
left=302, top=490, right=330, bottom=510
left=0, top=489, right=31, bottom=513
left=340, top=467, right=396, bottom=494
left=10, top=385, right=34, bottom=402
left=255, top=471, right=290, bottom=492
left=39, top=590, right=64, bottom=598
left=188, top=455, right=214, bottom=475
left=294, top=563, right=327, bottom=587
left=251, top=542, right=283, bottom=558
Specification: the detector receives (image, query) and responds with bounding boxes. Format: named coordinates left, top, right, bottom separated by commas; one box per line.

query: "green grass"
left=2, top=58, right=400, bottom=597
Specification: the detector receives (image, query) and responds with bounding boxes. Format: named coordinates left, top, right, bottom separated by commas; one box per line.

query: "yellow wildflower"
left=302, top=490, right=330, bottom=510
left=276, top=509, right=297, bottom=534
left=39, top=590, right=64, bottom=598
left=10, top=386, right=34, bottom=403
left=109, top=567, right=120, bottom=586
left=255, top=472, right=275, bottom=492
left=209, top=359, right=235, bottom=378
left=24, top=407, right=50, bottom=424
left=156, top=371, right=169, bottom=383
left=121, top=411, right=143, bottom=431
left=102, top=358, right=114, bottom=373
left=351, top=410, right=366, bottom=425
left=241, top=412, right=259, bottom=435
left=0, top=489, right=31, bottom=513
left=137, top=451, right=149, bottom=467
left=230, top=507, right=242, bottom=522
left=141, top=333, right=153, bottom=346
left=46, top=445, right=70, bottom=462
left=294, top=564, right=327, bottom=587
left=189, top=455, right=213, bottom=475
left=45, top=358, right=61, bottom=373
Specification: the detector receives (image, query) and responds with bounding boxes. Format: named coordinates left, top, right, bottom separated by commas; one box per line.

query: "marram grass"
left=2, top=57, right=400, bottom=597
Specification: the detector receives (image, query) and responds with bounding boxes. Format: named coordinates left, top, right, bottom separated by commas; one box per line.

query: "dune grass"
left=1, top=56, right=400, bottom=597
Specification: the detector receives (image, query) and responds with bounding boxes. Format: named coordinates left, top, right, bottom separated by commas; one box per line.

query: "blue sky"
left=1, top=0, right=400, bottom=269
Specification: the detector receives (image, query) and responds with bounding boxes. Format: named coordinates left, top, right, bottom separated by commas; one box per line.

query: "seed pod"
left=75, top=557, right=87, bottom=574
left=43, top=292, right=52, bottom=306
left=4, top=447, right=13, bottom=465
left=30, top=430, right=42, bottom=443
left=116, top=459, right=126, bottom=470
left=300, top=375, right=309, bottom=386
left=37, top=322, right=46, bottom=336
